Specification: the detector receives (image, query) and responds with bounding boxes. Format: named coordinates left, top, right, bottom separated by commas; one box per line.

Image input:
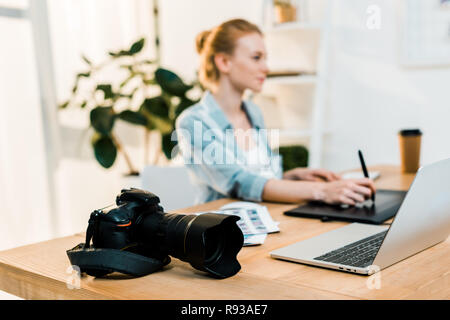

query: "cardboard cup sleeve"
left=398, top=129, right=422, bottom=173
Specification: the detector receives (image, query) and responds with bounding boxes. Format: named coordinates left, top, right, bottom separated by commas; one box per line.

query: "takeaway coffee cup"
left=398, top=129, right=422, bottom=173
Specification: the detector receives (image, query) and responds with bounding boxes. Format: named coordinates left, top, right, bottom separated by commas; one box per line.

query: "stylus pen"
left=358, top=150, right=375, bottom=202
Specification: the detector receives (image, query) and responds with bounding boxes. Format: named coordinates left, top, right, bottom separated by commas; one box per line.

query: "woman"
left=176, top=19, right=375, bottom=205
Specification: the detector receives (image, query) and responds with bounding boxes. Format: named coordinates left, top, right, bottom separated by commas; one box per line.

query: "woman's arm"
left=262, top=178, right=376, bottom=205
left=262, top=179, right=322, bottom=203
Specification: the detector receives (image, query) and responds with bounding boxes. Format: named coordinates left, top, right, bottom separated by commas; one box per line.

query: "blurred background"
left=1, top=0, right=449, bottom=262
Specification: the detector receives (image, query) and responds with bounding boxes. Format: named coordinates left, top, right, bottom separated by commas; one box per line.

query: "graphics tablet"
left=284, top=189, right=407, bottom=224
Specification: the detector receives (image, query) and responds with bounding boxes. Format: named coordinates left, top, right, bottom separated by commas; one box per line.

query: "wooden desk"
left=0, top=165, right=448, bottom=300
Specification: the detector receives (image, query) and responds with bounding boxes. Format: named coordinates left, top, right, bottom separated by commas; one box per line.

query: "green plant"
left=278, top=145, right=309, bottom=172
left=59, top=38, right=200, bottom=175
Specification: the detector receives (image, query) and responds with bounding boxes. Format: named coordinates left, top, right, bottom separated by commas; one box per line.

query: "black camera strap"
left=67, top=244, right=168, bottom=277
left=66, top=215, right=169, bottom=278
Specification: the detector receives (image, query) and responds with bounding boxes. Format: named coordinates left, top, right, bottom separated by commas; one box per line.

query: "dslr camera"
left=67, top=188, right=244, bottom=279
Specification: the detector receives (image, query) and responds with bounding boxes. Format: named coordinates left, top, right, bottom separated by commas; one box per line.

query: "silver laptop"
left=270, top=158, right=450, bottom=275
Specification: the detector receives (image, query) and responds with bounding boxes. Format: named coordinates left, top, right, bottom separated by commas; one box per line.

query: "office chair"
left=140, top=165, right=199, bottom=212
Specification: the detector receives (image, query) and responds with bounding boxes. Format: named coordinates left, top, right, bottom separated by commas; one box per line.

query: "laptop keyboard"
left=313, top=230, right=388, bottom=268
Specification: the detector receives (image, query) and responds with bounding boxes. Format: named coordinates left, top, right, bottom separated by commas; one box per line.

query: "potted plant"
left=278, top=145, right=309, bottom=171
left=273, top=0, right=297, bottom=24
left=59, top=37, right=200, bottom=180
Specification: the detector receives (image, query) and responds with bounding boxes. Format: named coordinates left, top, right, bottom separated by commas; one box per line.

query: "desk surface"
left=0, top=165, right=449, bottom=300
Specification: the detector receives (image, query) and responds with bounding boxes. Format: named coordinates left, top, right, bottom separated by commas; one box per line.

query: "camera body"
left=68, top=188, right=244, bottom=279
left=90, top=189, right=168, bottom=260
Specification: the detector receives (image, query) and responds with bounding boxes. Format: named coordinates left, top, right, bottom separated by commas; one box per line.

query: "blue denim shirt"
left=175, top=91, right=282, bottom=203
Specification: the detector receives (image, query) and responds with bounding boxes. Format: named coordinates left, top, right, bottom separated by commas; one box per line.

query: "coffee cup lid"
left=399, top=129, right=422, bottom=136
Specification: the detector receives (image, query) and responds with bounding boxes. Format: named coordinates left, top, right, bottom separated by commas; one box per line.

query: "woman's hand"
left=313, top=178, right=376, bottom=206
left=284, top=167, right=341, bottom=182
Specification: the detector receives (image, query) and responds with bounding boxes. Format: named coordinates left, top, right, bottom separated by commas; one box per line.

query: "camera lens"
left=182, top=213, right=243, bottom=278
left=203, top=227, right=225, bottom=265
left=139, top=212, right=243, bottom=278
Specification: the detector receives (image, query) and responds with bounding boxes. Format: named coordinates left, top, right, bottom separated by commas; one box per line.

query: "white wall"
left=158, top=0, right=263, bottom=82
left=322, top=0, right=450, bottom=171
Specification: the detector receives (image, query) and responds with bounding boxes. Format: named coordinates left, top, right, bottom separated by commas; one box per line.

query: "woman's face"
left=225, top=32, right=269, bottom=93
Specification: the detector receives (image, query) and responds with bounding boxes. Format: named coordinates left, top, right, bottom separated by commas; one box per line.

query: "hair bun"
left=196, top=30, right=211, bottom=54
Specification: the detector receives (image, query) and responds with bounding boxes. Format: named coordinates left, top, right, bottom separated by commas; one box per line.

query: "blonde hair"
left=195, top=19, right=262, bottom=90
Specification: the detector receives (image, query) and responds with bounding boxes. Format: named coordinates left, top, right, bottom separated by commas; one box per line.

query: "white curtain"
left=0, top=15, right=53, bottom=251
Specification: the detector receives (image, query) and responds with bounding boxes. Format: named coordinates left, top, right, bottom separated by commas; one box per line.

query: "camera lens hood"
left=183, top=213, right=244, bottom=278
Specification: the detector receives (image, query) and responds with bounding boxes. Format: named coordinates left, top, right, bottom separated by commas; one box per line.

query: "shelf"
left=263, top=21, right=323, bottom=33
left=260, top=0, right=332, bottom=168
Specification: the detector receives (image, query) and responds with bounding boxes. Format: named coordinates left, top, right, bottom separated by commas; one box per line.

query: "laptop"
left=270, top=158, right=450, bottom=275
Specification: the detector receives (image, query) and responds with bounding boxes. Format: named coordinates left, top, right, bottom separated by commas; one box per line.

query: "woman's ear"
left=214, top=52, right=232, bottom=74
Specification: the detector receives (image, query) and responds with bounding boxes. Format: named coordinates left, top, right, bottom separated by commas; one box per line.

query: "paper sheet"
left=194, top=201, right=279, bottom=246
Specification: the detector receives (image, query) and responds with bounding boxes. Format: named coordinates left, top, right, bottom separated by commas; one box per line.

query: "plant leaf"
left=109, top=50, right=129, bottom=58
left=129, top=38, right=145, bottom=55
left=141, top=96, right=169, bottom=118
left=92, top=134, right=117, bottom=168
left=59, top=101, right=70, bottom=109
left=90, top=106, right=116, bottom=135
left=155, top=68, right=193, bottom=97
left=108, top=38, right=145, bottom=58
left=96, top=84, right=115, bottom=100
left=161, top=132, right=178, bottom=159
left=77, top=72, right=91, bottom=78
left=82, top=55, right=92, bottom=66
left=118, top=110, right=148, bottom=126
left=278, top=145, right=309, bottom=171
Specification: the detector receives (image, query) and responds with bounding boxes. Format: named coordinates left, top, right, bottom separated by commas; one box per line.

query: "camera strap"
left=66, top=216, right=169, bottom=277
left=66, top=244, right=168, bottom=277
